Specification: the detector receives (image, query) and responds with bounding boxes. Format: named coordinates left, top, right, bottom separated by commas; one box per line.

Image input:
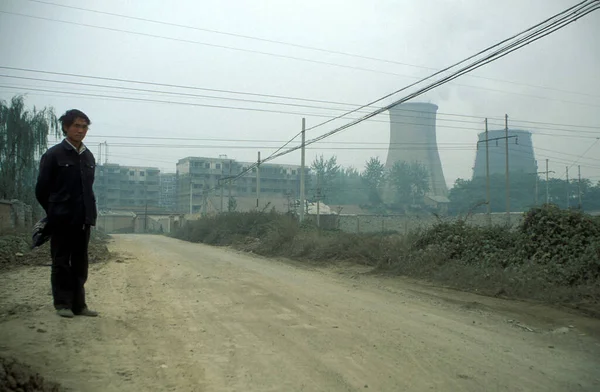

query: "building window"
left=129, top=171, right=134, bottom=176
left=205, top=163, right=210, bottom=169
left=216, top=163, right=221, bottom=170
left=292, top=170, right=296, bottom=175
left=140, top=171, right=145, bottom=176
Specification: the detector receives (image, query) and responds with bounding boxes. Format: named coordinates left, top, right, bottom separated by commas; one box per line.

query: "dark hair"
left=59, top=109, right=91, bottom=135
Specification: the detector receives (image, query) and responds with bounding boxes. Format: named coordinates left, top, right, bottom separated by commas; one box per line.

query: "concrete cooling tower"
left=385, top=102, right=448, bottom=197
left=472, top=129, right=537, bottom=178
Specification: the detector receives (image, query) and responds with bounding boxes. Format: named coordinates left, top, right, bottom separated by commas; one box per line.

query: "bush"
left=519, top=205, right=600, bottom=285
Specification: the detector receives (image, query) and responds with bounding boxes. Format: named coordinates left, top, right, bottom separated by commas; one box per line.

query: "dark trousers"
left=50, top=225, right=91, bottom=312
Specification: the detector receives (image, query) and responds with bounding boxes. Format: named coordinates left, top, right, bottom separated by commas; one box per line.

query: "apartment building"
left=159, top=173, right=177, bottom=212
left=94, top=164, right=160, bottom=211
left=176, top=156, right=303, bottom=213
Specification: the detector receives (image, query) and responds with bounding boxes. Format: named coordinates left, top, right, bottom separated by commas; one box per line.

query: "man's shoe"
left=56, top=308, right=74, bottom=318
left=75, top=308, right=98, bottom=317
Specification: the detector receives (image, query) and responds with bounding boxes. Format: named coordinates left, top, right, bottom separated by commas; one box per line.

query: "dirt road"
left=1, top=235, right=599, bottom=391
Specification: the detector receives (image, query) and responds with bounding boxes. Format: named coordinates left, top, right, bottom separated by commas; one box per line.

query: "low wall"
left=0, top=201, right=12, bottom=232
left=0, top=200, right=33, bottom=232
left=337, top=213, right=524, bottom=234
left=97, top=215, right=135, bottom=233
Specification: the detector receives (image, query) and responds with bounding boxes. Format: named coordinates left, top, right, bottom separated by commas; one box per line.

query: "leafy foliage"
left=0, top=95, right=59, bottom=208
left=519, top=205, right=600, bottom=285
left=310, top=154, right=340, bottom=203
left=362, top=157, right=385, bottom=206
left=409, top=205, right=600, bottom=286
left=449, top=172, right=600, bottom=214
left=227, top=196, right=237, bottom=212
left=388, top=161, right=430, bottom=208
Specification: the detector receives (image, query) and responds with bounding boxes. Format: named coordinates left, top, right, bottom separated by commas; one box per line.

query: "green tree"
left=582, top=181, right=600, bottom=210
left=326, top=166, right=368, bottom=205
left=388, top=161, right=430, bottom=209
left=228, top=196, right=237, bottom=212
left=362, top=157, right=385, bottom=206
left=310, top=155, right=340, bottom=203
left=0, top=95, right=59, bottom=208
left=448, top=172, right=537, bottom=215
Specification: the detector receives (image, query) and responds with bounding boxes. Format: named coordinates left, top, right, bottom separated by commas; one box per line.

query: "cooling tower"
left=385, top=102, right=448, bottom=197
left=472, top=129, right=537, bottom=178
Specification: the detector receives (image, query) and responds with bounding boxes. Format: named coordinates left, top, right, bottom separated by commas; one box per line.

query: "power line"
left=0, top=66, right=498, bottom=120
left=2, top=10, right=599, bottom=108
left=0, top=84, right=490, bottom=132
left=5, top=85, right=598, bottom=141
left=213, top=1, right=600, bottom=186
left=65, top=139, right=600, bottom=168
left=564, top=137, right=600, bottom=176
left=268, top=1, right=600, bottom=165
left=2, top=67, right=599, bottom=134
left=83, top=135, right=473, bottom=146
left=23, top=0, right=600, bottom=100
left=0, top=74, right=487, bottom=126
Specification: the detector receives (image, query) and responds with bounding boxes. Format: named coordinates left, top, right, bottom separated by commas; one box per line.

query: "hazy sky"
left=1, top=0, right=599, bottom=187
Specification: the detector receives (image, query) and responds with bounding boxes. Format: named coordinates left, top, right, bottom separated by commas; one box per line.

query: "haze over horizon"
left=1, top=0, right=599, bottom=188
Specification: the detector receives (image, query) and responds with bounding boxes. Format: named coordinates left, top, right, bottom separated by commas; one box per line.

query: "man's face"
left=65, top=117, right=89, bottom=143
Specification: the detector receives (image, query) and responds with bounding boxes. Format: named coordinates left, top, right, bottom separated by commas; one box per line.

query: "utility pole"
left=535, top=173, right=539, bottom=206
left=300, top=118, right=306, bottom=222
left=256, top=151, right=261, bottom=210
left=476, top=123, right=516, bottom=224
left=316, top=174, right=321, bottom=229
left=220, top=163, right=224, bottom=213
left=546, top=159, right=550, bottom=204
left=144, top=181, right=148, bottom=233
left=189, top=176, right=193, bottom=215
left=228, top=160, right=232, bottom=210
left=104, top=141, right=108, bottom=164
left=485, top=119, right=491, bottom=226
left=220, top=180, right=224, bottom=213
left=566, top=166, right=570, bottom=209
left=505, top=114, right=510, bottom=225
left=578, top=165, right=582, bottom=209
left=532, top=167, right=554, bottom=206
left=202, top=181, right=208, bottom=215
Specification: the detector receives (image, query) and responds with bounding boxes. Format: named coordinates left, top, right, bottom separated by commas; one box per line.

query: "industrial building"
left=472, top=129, right=537, bottom=178
left=176, top=156, right=304, bottom=213
left=94, top=164, right=161, bottom=211
left=384, top=102, right=449, bottom=201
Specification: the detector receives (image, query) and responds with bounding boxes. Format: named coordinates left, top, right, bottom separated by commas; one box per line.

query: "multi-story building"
left=176, top=156, right=304, bottom=213
left=94, top=164, right=160, bottom=211
left=159, top=173, right=177, bottom=212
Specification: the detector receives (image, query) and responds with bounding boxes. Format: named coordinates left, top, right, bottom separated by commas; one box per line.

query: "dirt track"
left=1, top=234, right=599, bottom=391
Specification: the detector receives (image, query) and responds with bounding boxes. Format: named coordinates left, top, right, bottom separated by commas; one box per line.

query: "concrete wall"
left=0, top=201, right=12, bottom=232
left=0, top=200, right=33, bottom=232
left=134, top=214, right=184, bottom=233
left=96, top=215, right=135, bottom=233
left=337, top=213, right=524, bottom=234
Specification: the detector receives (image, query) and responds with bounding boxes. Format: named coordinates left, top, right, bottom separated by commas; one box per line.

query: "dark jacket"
left=35, top=140, right=97, bottom=226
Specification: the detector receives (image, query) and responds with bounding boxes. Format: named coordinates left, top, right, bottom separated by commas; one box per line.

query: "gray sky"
left=1, top=0, right=599, bottom=187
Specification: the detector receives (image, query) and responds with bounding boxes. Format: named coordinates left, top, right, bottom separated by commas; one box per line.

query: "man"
left=36, top=109, right=98, bottom=318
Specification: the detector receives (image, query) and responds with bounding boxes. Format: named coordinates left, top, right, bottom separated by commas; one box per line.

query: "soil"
left=1, top=234, right=599, bottom=391
left=0, top=231, right=110, bottom=272
left=0, top=356, right=60, bottom=392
